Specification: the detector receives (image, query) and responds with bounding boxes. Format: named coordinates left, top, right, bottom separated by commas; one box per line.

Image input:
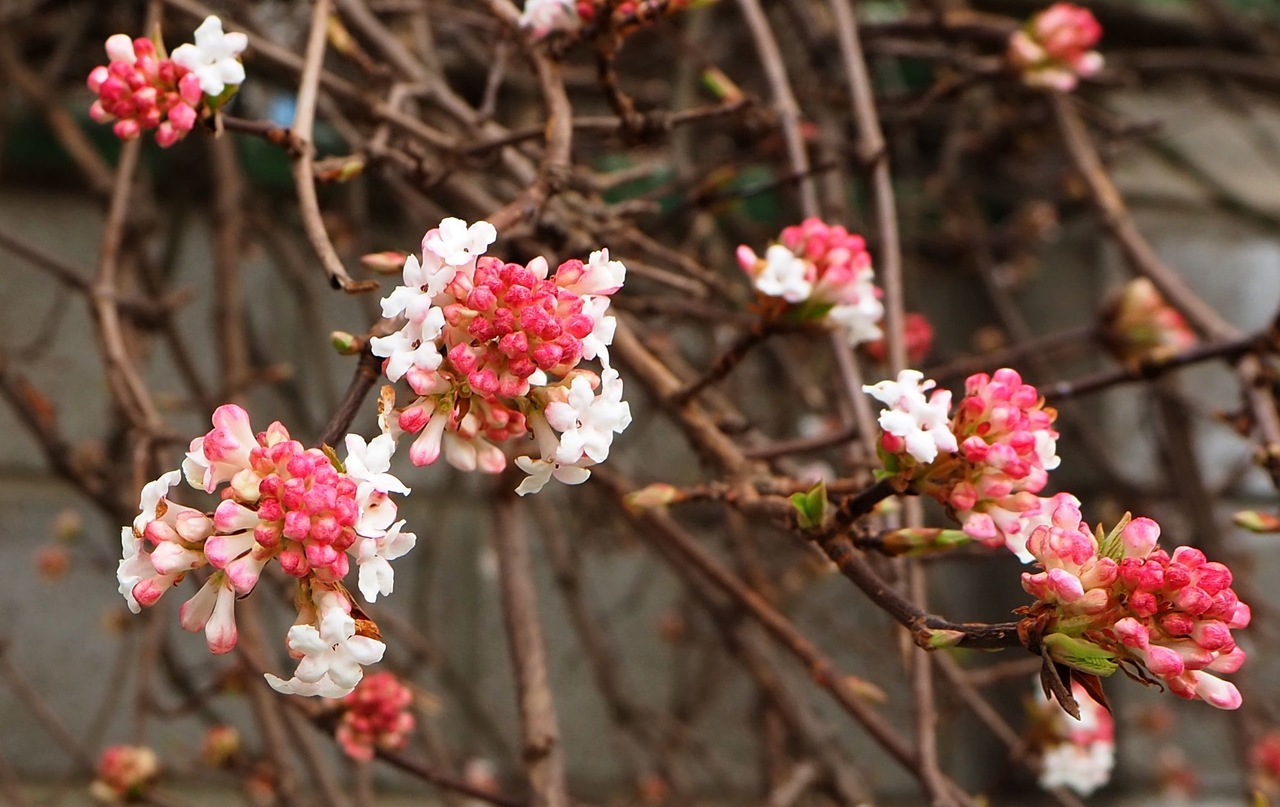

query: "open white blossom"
left=863, top=369, right=957, bottom=464
left=424, top=217, right=496, bottom=267
left=356, top=520, right=417, bottom=602
left=548, top=369, right=632, bottom=465
left=754, top=244, right=813, bottom=303
left=265, top=604, right=385, bottom=697
left=519, top=0, right=581, bottom=39
left=171, top=16, right=248, bottom=97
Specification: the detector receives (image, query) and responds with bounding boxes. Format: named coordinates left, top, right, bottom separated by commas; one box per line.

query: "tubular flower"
left=1008, top=3, right=1103, bottom=91
left=1021, top=503, right=1249, bottom=710
left=119, top=405, right=414, bottom=697
left=170, top=16, right=248, bottom=98
left=1030, top=679, right=1115, bottom=796
left=336, top=672, right=417, bottom=761
left=865, top=368, right=1064, bottom=560
left=372, top=218, right=631, bottom=494
left=737, top=218, right=885, bottom=345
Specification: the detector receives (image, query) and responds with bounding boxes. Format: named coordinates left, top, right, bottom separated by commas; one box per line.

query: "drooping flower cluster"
left=1030, top=679, right=1115, bottom=796
left=1021, top=504, right=1249, bottom=710
left=118, top=405, right=414, bottom=697
left=87, top=17, right=246, bottom=147
left=1007, top=3, right=1104, bottom=91
left=737, top=218, right=885, bottom=345
left=1100, top=277, right=1197, bottom=363
left=91, top=745, right=160, bottom=803
left=372, top=218, right=632, bottom=495
left=336, top=671, right=417, bottom=761
left=865, top=368, right=1065, bottom=560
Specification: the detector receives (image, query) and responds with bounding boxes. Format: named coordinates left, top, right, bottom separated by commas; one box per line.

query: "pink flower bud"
left=105, top=34, right=137, bottom=63
left=1192, top=671, right=1242, bottom=710
left=113, top=118, right=142, bottom=140
left=1121, top=516, right=1160, bottom=558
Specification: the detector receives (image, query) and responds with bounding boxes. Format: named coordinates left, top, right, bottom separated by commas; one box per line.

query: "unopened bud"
left=330, top=331, right=359, bottom=354
left=625, top=483, right=681, bottom=510
left=360, top=251, right=409, bottom=274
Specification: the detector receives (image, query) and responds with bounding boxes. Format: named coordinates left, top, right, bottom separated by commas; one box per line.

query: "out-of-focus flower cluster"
left=863, top=311, right=934, bottom=365
left=865, top=368, right=1065, bottom=560
left=1007, top=2, right=1104, bottom=91
left=1030, top=679, right=1115, bottom=796
left=1022, top=504, right=1249, bottom=710
left=1253, top=731, right=1280, bottom=798
left=519, top=0, right=695, bottom=39
left=87, top=16, right=246, bottom=148
left=91, top=745, right=159, bottom=803
left=118, top=405, right=414, bottom=697
left=1101, top=277, right=1197, bottom=363
left=372, top=218, right=631, bottom=496
left=737, top=218, right=885, bottom=346
left=336, top=671, right=416, bottom=761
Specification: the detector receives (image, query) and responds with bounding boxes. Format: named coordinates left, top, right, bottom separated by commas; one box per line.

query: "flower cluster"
left=863, top=311, right=934, bottom=365
left=737, top=218, right=885, bottom=345
left=91, top=745, right=159, bottom=803
left=336, top=671, right=417, bottom=761
left=373, top=217, right=631, bottom=496
left=118, top=405, right=414, bottom=697
left=1007, top=3, right=1104, bottom=91
left=1021, top=504, right=1249, bottom=710
left=87, top=17, right=246, bottom=147
left=519, top=0, right=694, bottom=40
left=1101, top=277, right=1196, bottom=363
left=1030, top=679, right=1115, bottom=796
left=865, top=368, right=1065, bottom=560
left=1253, top=731, right=1280, bottom=798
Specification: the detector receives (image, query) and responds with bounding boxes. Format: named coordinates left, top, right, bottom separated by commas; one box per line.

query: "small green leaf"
left=1043, top=633, right=1118, bottom=677
left=1234, top=509, right=1280, bottom=533
left=321, top=443, right=346, bottom=474
left=790, top=481, right=828, bottom=531
left=1097, top=512, right=1132, bottom=561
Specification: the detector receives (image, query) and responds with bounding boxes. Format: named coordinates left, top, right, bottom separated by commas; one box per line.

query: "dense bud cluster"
left=1101, top=277, right=1197, bottom=363
left=87, top=17, right=246, bottom=147
left=91, top=745, right=159, bottom=803
left=336, top=672, right=417, bottom=761
left=1008, top=2, right=1104, bottom=91
left=373, top=218, right=631, bottom=495
left=737, top=217, right=885, bottom=345
left=119, top=405, right=412, bottom=696
left=1022, top=504, right=1249, bottom=710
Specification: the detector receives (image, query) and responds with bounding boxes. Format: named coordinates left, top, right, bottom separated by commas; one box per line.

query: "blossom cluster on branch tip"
left=1030, top=678, right=1114, bottom=796
left=91, top=745, right=159, bottom=803
left=87, top=16, right=246, bottom=148
left=865, top=368, right=1063, bottom=560
left=518, top=0, right=696, bottom=40
left=371, top=217, right=632, bottom=496
left=1007, top=3, right=1103, bottom=92
left=118, top=404, right=414, bottom=697
left=1022, top=504, right=1249, bottom=710
left=1101, top=277, right=1197, bottom=363
left=337, top=671, right=417, bottom=761
left=737, top=218, right=885, bottom=346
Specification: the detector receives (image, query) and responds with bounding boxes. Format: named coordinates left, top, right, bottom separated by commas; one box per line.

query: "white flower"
left=754, top=244, right=813, bottom=303
left=579, top=296, right=617, bottom=368
left=369, top=312, right=445, bottom=382
left=117, top=528, right=150, bottom=614
left=547, top=369, right=632, bottom=465
left=1039, top=742, right=1114, bottom=796
left=264, top=603, right=385, bottom=698
left=514, top=412, right=593, bottom=495
left=863, top=370, right=958, bottom=464
left=134, top=470, right=183, bottom=532
left=827, top=296, right=884, bottom=347
left=424, top=218, right=496, bottom=267
left=519, top=0, right=581, bottom=39
left=569, top=249, right=627, bottom=296
left=178, top=573, right=239, bottom=654
left=356, top=520, right=417, bottom=602
left=345, top=433, right=409, bottom=497
left=171, top=16, right=248, bottom=97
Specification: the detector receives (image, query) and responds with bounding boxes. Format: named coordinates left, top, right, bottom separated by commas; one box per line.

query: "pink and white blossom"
left=863, top=370, right=957, bottom=464
left=170, top=16, right=248, bottom=97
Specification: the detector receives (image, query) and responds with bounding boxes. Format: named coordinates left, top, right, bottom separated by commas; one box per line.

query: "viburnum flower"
left=1008, top=3, right=1104, bottom=91
left=373, top=217, right=631, bottom=494
left=1100, top=277, right=1196, bottom=363
left=90, top=745, right=159, bottom=803
left=1253, top=731, right=1280, bottom=798
left=863, top=370, right=957, bottom=464
left=866, top=367, right=1065, bottom=560
left=737, top=218, right=885, bottom=345
left=119, top=405, right=414, bottom=697
left=336, top=672, right=416, bottom=761
left=170, top=16, right=248, bottom=98
left=1021, top=504, right=1249, bottom=710
left=1030, top=679, right=1115, bottom=796
left=519, top=0, right=583, bottom=38
left=863, top=311, right=935, bottom=365
left=87, top=34, right=203, bottom=147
